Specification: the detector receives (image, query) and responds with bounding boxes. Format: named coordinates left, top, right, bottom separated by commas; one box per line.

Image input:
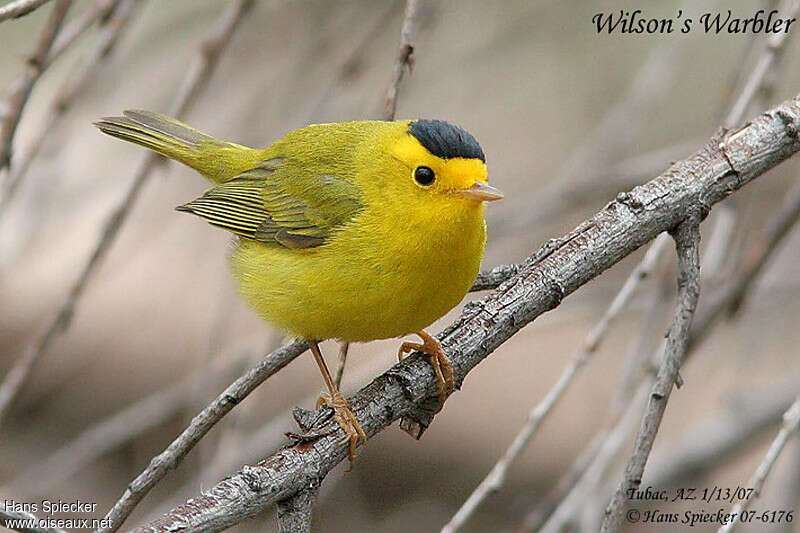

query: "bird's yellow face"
left=388, top=120, right=503, bottom=204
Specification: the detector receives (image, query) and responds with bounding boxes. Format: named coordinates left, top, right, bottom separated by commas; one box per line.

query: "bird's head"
left=389, top=119, right=503, bottom=205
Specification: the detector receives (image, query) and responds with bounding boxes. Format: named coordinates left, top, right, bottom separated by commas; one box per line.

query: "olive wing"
left=177, top=158, right=363, bottom=249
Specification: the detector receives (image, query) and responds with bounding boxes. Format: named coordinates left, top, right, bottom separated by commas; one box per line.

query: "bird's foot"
left=317, top=390, right=366, bottom=469
left=398, top=330, right=455, bottom=404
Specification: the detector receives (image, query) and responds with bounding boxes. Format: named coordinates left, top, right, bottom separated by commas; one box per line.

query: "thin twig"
left=3, top=353, right=243, bottom=496
left=0, top=0, right=253, bottom=427
left=0, top=0, right=137, bottom=218
left=517, top=434, right=604, bottom=533
left=383, top=0, right=420, bottom=121
left=130, top=94, right=800, bottom=533
left=537, top=381, right=652, bottom=533
left=647, top=381, right=800, bottom=489
left=333, top=342, right=349, bottom=390
left=1, top=503, right=66, bottom=533
left=0, top=0, right=52, bottom=22
left=276, top=488, right=318, bottom=533
left=717, top=397, right=800, bottom=533
left=546, top=169, right=800, bottom=531
left=689, top=176, right=800, bottom=351
left=532, top=165, right=800, bottom=531
left=470, top=263, right=520, bottom=291
left=724, top=0, right=800, bottom=128
left=306, top=0, right=402, bottom=122
left=601, top=219, right=702, bottom=533
left=142, top=360, right=383, bottom=523
left=442, top=233, right=670, bottom=532
left=535, top=25, right=800, bottom=529
left=49, top=0, right=120, bottom=65
left=0, top=0, right=72, bottom=170
left=97, top=339, right=307, bottom=533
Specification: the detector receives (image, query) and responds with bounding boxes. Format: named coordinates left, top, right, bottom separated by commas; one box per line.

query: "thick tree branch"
left=131, top=94, right=800, bottom=533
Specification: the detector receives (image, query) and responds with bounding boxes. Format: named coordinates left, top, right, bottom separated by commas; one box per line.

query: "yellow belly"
left=230, top=204, right=486, bottom=342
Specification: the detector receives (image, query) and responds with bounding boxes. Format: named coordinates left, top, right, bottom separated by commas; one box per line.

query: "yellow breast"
left=230, top=199, right=486, bottom=342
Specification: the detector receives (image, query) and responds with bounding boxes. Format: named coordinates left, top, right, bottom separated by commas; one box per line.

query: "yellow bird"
left=95, top=111, right=502, bottom=462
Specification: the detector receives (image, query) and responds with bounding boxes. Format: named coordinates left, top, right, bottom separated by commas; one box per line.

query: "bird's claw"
left=398, top=331, right=455, bottom=404
left=318, top=390, right=366, bottom=469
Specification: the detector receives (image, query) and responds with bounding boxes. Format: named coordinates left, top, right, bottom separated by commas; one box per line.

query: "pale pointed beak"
left=451, top=181, right=504, bottom=201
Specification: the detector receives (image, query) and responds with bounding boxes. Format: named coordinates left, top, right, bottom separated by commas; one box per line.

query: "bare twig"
left=470, top=263, right=521, bottom=291
left=442, top=233, right=670, bottom=532
left=383, top=0, right=420, bottom=120
left=517, top=434, right=604, bottom=533
left=717, top=397, right=800, bottom=533
left=1, top=503, right=66, bottom=533
left=131, top=94, right=800, bottom=533
left=647, top=381, right=800, bottom=488
left=276, top=488, right=318, bottom=533
left=3, top=353, right=243, bottom=496
left=689, top=176, right=800, bottom=351
left=0, top=0, right=72, bottom=170
left=0, top=0, right=52, bottom=22
left=97, top=339, right=307, bottom=533
left=0, top=0, right=253, bottom=426
left=47, top=0, right=121, bottom=66
left=0, top=0, right=137, bottom=217
left=601, top=219, right=702, bottom=533
left=306, top=0, right=402, bottom=122
left=533, top=165, right=800, bottom=532
left=724, top=0, right=800, bottom=128
left=333, top=342, right=349, bottom=390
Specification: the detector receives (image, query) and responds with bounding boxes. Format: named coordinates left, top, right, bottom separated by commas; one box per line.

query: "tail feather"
left=94, top=110, right=264, bottom=184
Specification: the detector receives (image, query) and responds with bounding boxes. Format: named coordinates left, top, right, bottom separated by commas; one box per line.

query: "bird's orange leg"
left=308, top=339, right=366, bottom=468
left=397, top=330, right=455, bottom=403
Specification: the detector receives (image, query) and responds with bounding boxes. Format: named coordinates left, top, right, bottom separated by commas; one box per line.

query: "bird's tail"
left=94, top=110, right=265, bottom=184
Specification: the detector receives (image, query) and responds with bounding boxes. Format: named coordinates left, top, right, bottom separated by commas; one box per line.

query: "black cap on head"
left=409, top=119, right=485, bottom=162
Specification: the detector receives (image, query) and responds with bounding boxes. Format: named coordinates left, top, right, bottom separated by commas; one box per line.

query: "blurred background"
left=1, top=1, right=799, bottom=531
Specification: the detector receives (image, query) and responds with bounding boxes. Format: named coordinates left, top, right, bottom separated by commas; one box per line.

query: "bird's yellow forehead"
left=390, top=134, right=488, bottom=190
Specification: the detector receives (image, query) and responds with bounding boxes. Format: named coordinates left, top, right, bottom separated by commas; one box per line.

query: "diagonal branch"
left=96, top=340, right=307, bottom=533
left=601, top=219, right=702, bottom=533
left=717, top=396, right=800, bottom=533
left=131, top=93, right=800, bottom=533
left=0, top=0, right=52, bottom=22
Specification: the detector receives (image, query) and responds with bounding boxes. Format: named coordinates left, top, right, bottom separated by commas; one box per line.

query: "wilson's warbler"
left=95, top=111, right=502, bottom=462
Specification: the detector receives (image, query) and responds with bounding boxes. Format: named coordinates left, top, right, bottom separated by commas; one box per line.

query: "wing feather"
left=177, top=157, right=362, bottom=248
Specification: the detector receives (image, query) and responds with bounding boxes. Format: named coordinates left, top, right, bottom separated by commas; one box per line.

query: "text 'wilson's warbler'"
left=95, top=111, right=502, bottom=463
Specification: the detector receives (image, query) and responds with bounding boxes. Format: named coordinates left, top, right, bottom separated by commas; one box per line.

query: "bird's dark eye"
left=414, top=166, right=435, bottom=186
